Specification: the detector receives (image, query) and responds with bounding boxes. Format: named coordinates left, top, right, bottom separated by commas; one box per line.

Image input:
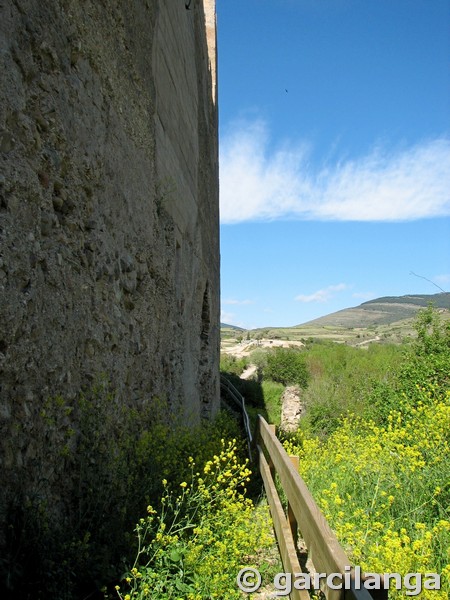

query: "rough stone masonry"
left=0, top=0, right=219, bottom=540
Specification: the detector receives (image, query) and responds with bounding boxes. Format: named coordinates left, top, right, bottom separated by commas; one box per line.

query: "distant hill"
left=220, top=322, right=245, bottom=342
left=221, top=293, right=450, bottom=347
left=220, top=322, right=244, bottom=330
left=300, top=293, right=450, bottom=329
left=362, top=293, right=450, bottom=309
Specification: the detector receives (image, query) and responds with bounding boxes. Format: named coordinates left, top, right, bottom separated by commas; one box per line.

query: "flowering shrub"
left=116, top=439, right=275, bottom=599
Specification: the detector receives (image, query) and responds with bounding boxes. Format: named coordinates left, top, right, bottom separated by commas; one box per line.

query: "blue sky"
left=217, top=0, right=450, bottom=329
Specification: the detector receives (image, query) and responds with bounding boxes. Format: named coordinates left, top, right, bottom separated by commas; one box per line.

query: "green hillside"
left=301, top=292, right=450, bottom=328
left=221, top=293, right=450, bottom=347
left=362, top=292, right=450, bottom=309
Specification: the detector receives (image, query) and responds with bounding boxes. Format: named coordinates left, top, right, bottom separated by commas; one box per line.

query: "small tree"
left=250, top=348, right=268, bottom=372
left=264, top=348, right=309, bottom=388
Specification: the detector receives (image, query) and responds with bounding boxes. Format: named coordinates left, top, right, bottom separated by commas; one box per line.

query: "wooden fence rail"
left=255, top=415, right=388, bottom=600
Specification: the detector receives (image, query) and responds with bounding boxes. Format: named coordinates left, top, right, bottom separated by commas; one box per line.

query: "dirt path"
left=222, top=338, right=304, bottom=358
left=354, top=335, right=381, bottom=347
left=240, top=364, right=258, bottom=380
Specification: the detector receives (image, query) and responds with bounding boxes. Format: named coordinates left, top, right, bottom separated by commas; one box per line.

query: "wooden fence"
left=255, top=415, right=388, bottom=600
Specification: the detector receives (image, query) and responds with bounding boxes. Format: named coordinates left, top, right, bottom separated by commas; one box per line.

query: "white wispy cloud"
left=220, top=120, right=450, bottom=223
left=295, top=283, right=348, bottom=303
left=222, top=298, right=254, bottom=305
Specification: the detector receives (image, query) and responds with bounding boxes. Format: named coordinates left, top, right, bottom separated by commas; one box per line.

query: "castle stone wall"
left=0, top=0, right=219, bottom=544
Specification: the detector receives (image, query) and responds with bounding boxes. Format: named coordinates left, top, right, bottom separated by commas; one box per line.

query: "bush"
left=414, top=304, right=450, bottom=356
left=371, top=307, right=450, bottom=426
left=264, top=348, right=309, bottom=388
left=219, top=353, right=248, bottom=376
left=283, top=388, right=450, bottom=599
left=249, top=348, right=268, bottom=372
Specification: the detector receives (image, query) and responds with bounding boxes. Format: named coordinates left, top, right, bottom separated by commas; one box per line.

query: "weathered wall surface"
left=0, top=0, right=219, bottom=543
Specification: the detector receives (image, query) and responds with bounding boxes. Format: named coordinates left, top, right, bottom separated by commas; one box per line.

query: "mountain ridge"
left=298, top=292, right=450, bottom=329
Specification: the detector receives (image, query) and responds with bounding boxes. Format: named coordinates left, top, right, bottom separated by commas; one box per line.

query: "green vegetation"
left=219, top=353, right=248, bottom=376
left=249, top=347, right=268, bottom=371
left=12, top=306, right=447, bottom=598
left=363, top=293, right=450, bottom=309
left=283, top=307, right=450, bottom=598
left=116, top=440, right=277, bottom=599
left=264, top=347, right=309, bottom=388
left=113, top=306, right=450, bottom=600
left=244, top=379, right=285, bottom=427
left=3, top=380, right=151, bottom=599
left=300, top=341, right=404, bottom=435
left=259, top=380, right=285, bottom=425
left=220, top=350, right=284, bottom=425
left=220, top=306, right=449, bottom=597
left=220, top=323, right=245, bottom=341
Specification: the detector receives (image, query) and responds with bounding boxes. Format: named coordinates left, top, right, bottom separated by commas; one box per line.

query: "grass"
left=245, top=380, right=285, bottom=428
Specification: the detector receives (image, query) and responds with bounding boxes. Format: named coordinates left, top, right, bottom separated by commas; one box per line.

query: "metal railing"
left=220, top=375, right=253, bottom=459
